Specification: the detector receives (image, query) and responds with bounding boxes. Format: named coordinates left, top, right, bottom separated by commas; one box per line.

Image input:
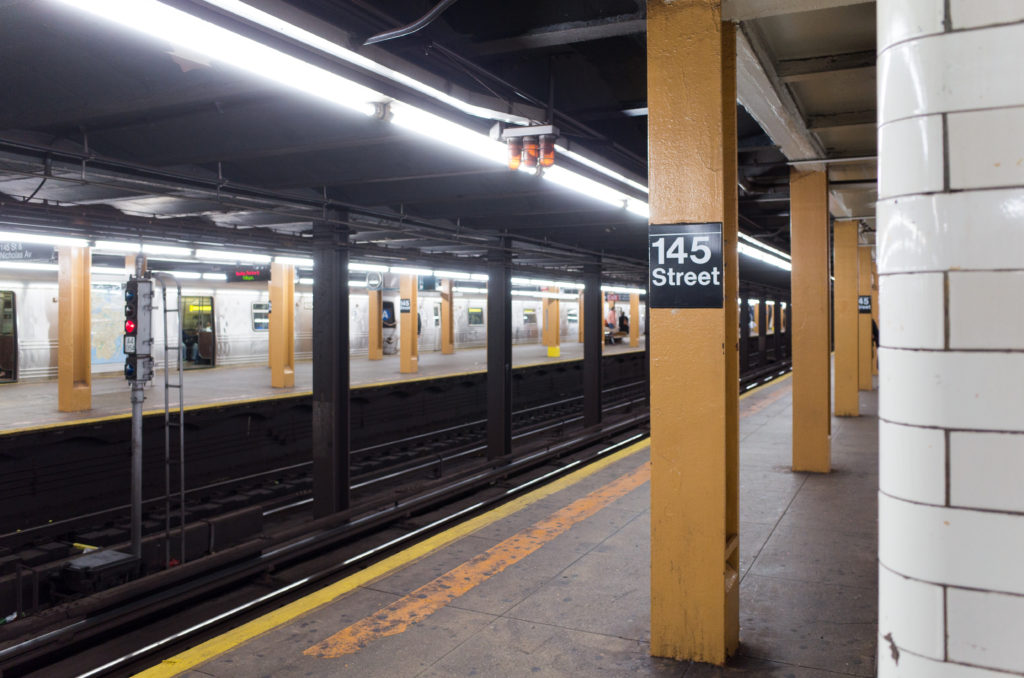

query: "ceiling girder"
left=474, top=15, right=646, bottom=55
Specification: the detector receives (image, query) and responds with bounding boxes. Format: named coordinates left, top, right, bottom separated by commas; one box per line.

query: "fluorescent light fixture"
left=274, top=256, right=314, bottom=267
left=200, top=0, right=531, bottom=125
left=0, top=230, right=88, bottom=248
left=155, top=270, right=202, bottom=279
left=601, top=285, right=646, bottom=296
left=143, top=244, right=193, bottom=257
left=0, top=261, right=59, bottom=271
left=432, top=270, right=477, bottom=281
left=738, top=232, right=791, bottom=261
left=195, top=249, right=272, bottom=264
left=203, top=272, right=228, bottom=281
left=56, top=0, right=651, bottom=220
left=511, top=290, right=580, bottom=301
left=348, top=280, right=368, bottom=288
left=556, top=145, right=649, bottom=195
left=470, top=273, right=489, bottom=282
left=454, top=286, right=487, bottom=294
left=91, top=266, right=129, bottom=276
left=738, top=242, right=792, bottom=271
left=349, top=262, right=389, bottom=273
left=94, top=240, right=141, bottom=253
left=511, top=277, right=585, bottom=289
left=389, top=265, right=433, bottom=276
left=298, top=277, right=314, bottom=285
left=57, top=0, right=381, bottom=116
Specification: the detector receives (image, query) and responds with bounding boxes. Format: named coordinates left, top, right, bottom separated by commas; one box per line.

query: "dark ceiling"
left=0, top=0, right=793, bottom=288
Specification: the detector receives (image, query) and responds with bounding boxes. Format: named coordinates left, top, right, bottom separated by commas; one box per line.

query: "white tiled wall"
left=877, top=2, right=1024, bottom=676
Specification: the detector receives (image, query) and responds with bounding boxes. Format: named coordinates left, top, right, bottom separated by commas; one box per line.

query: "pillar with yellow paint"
left=440, top=278, right=454, bottom=355
left=58, top=246, right=91, bottom=412
left=648, top=2, right=738, bottom=663
left=577, top=290, right=585, bottom=343
left=542, top=290, right=560, bottom=358
left=629, top=293, right=640, bottom=347
left=833, top=221, right=859, bottom=416
left=858, top=246, right=873, bottom=390
left=368, top=287, right=383, bottom=360
left=269, top=263, right=295, bottom=388
left=399, top=275, right=418, bottom=373
left=790, top=168, right=831, bottom=472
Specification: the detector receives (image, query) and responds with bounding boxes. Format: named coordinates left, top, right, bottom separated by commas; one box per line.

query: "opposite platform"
left=136, top=376, right=879, bottom=678
left=0, top=339, right=644, bottom=433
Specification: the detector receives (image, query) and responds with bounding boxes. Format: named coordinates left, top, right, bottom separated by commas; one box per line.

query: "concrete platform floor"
left=138, top=377, right=879, bottom=677
left=0, top=339, right=644, bottom=433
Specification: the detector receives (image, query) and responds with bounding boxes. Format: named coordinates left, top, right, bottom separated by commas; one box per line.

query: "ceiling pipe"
left=364, top=0, right=461, bottom=45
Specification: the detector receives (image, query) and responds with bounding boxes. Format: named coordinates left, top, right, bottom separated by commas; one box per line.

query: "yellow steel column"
left=367, top=288, right=383, bottom=360
left=790, top=168, right=831, bottom=472
left=399, top=274, right=418, bottom=373
left=629, top=293, right=640, bottom=347
left=833, top=221, right=859, bottom=416
left=721, top=20, right=740, bottom=654
left=440, top=278, right=454, bottom=354
left=648, top=3, right=737, bottom=663
left=269, top=263, right=295, bottom=388
left=578, top=290, right=584, bottom=343
left=58, top=246, right=91, bottom=412
left=871, top=257, right=879, bottom=375
left=858, top=246, right=873, bottom=390
left=542, top=291, right=560, bottom=357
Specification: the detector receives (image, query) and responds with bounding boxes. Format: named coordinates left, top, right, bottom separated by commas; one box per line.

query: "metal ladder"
left=153, top=274, right=186, bottom=566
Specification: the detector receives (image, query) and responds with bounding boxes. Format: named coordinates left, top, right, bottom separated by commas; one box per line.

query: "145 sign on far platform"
left=649, top=223, right=724, bottom=309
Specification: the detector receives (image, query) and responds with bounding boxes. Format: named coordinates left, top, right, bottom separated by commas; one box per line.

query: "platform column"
left=857, top=245, right=873, bottom=390
left=542, top=290, right=560, bottom=357
left=648, top=3, right=738, bottom=663
left=57, top=245, right=91, bottom=412
left=577, top=290, right=584, bottom=343
left=440, top=278, right=454, bottom=354
left=269, top=263, right=295, bottom=388
left=739, top=296, right=750, bottom=372
left=399, top=275, right=418, bottom=374
left=367, top=287, right=383, bottom=360
left=756, top=298, right=767, bottom=366
left=833, top=220, right=859, bottom=415
left=790, top=168, right=831, bottom=472
left=311, top=220, right=350, bottom=516
left=629, top=293, right=640, bottom=347
left=486, top=244, right=511, bottom=459
left=582, top=262, right=602, bottom=427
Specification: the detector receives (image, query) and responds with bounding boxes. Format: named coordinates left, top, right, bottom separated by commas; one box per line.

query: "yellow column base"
left=547, top=346, right=560, bottom=358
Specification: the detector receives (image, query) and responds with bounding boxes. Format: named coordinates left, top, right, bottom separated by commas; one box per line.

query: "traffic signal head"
left=123, top=277, right=153, bottom=381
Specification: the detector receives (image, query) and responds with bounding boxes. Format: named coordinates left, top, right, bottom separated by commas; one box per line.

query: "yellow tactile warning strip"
left=134, top=438, right=650, bottom=677
left=304, top=461, right=651, bottom=658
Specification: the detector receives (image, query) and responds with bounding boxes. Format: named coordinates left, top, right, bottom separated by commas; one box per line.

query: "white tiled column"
left=877, top=2, right=1024, bottom=676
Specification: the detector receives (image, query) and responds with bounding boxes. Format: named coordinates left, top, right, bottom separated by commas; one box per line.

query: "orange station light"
left=539, top=135, right=555, bottom=167
left=522, top=136, right=539, bottom=168
left=507, top=137, right=522, bottom=170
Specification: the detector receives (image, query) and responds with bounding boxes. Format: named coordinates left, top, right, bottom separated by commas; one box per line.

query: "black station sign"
left=0, top=242, right=56, bottom=263
left=649, top=222, right=724, bottom=309
left=858, top=295, right=872, bottom=313
left=400, top=298, right=411, bottom=313
left=229, top=266, right=270, bottom=282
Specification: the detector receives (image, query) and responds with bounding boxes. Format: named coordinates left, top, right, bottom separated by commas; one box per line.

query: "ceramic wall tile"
left=950, top=431, right=1024, bottom=512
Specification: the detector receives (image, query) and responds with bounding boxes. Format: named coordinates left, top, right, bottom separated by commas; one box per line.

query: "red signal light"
left=125, top=319, right=136, bottom=334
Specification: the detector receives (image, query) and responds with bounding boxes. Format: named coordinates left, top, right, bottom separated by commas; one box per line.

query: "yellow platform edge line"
left=134, top=437, right=651, bottom=677
left=740, top=370, right=792, bottom=400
